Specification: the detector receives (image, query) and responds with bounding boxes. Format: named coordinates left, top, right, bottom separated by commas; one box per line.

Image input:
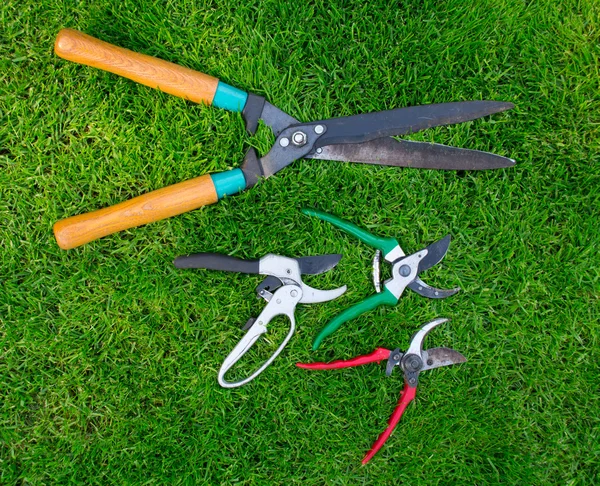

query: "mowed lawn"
left=1, top=0, right=599, bottom=484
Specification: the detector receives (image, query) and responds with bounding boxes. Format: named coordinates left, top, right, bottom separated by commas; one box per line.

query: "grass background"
left=1, top=0, right=599, bottom=483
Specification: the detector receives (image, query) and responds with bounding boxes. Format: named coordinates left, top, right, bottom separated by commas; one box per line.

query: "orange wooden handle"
left=54, top=28, right=219, bottom=105
left=53, top=175, right=218, bottom=249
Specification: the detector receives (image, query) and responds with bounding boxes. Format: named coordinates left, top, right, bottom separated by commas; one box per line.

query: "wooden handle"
left=54, top=28, right=219, bottom=105
left=53, top=174, right=219, bottom=249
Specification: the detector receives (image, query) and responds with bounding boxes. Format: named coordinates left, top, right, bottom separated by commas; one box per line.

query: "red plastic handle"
left=362, top=383, right=417, bottom=465
left=296, top=348, right=391, bottom=369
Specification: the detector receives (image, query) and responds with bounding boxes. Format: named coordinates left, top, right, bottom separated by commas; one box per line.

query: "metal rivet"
left=279, top=137, right=290, bottom=147
left=427, top=359, right=433, bottom=366
left=400, top=265, right=411, bottom=277
left=290, top=290, right=298, bottom=298
left=316, top=148, right=323, bottom=154
left=314, top=125, right=324, bottom=134
left=276, top=299, right=281, bottom=304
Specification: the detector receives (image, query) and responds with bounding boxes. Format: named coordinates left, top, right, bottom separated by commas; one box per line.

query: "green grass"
left=1, top=0, right=599, bottom=483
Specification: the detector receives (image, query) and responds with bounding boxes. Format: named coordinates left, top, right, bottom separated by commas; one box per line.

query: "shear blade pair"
left=52, top=29, right=515, bottom=249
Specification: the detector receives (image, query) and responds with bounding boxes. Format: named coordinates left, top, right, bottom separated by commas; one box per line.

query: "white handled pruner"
left=175, top=253, right=346, bottom=388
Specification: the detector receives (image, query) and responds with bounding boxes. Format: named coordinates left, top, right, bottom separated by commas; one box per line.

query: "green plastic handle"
left=302, top=208, right=399, bottom=256
left=312, top=287, right=398, bottom=350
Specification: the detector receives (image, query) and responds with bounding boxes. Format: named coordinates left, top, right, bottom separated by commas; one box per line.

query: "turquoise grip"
left=312, top=287, right=398, bottom=350
left=302, top=208, right=399, bottom=256
left=210, top=169, right=247, bottom=199
left=212, top=81, right=248, bottom=112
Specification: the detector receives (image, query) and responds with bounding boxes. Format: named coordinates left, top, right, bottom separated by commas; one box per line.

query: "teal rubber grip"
left=212, top=81, right=248, bottom=112
left=302, top=208, right=399, bottom=256
left=210, top=169, right=247, bottom=199
left=312, top=287, right=399, bottom=350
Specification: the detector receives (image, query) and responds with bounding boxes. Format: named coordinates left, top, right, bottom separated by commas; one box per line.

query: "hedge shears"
left=52, top=29, right=515, bottom=249
left=174, top=252, right=346, bottom=388
left=297, top=317, right=466, bottom=464
left=303, top=209, right=460, bottom=349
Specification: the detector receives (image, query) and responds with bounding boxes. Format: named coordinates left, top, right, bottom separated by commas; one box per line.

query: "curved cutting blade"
left=299, top=283, right=347, bottom=304
left=405, top=318, right=449, bottom=357
left=296, top=254, right=342, bottom=275
left=421, top=347, right=467, bottom=371
left=408, top=277, right=460, bottom=299
left=417, top=235, right=452, bottom=273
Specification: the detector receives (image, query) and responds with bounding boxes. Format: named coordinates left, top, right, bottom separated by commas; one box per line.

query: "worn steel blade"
left=309, top=138, right=515, bottom=170
left=421, top=347, right=467, bottom=371
left=417, top=235, right=452, bottom=274
left=296, top=254, right=342, bottom=275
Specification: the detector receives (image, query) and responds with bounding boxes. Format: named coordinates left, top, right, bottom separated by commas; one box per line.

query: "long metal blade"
left=312, top=101, right=514, bottom=147
left=310, top=138, right=515, bottom=170
left=421, top=347, right=467, bottom=371
left=417, top=235, right=452, bottom=273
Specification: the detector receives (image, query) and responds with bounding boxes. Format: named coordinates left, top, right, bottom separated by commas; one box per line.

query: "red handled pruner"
left=297, top=318, right=466, bottom=464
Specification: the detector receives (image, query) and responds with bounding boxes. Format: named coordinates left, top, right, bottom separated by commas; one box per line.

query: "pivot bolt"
left=405, top=355, right=423, bottom=372
left=399, top=265, right=411, bottom=277
left=292, top=131, right=307, bottom=146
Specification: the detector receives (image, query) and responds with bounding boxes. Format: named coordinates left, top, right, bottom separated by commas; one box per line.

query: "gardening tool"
left=174, top=252, right=346, bottom=388
left=297, top=317, right=466, bottom=464
left=52, top=28, right=515, bottom=249
left=303, top=209, right=460, bottom=349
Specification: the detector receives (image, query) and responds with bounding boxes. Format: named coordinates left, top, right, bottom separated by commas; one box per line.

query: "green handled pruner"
left=303, top=209, right=460, bottom=349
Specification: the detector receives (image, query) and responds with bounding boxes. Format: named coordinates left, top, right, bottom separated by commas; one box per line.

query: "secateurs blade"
left=174, top=252, right=346, bottom=388
left=52, top=29, right=515, bottom=249
left=297, top=318, right=466, bottom=464
left=303, top=209, right=460, bottom=349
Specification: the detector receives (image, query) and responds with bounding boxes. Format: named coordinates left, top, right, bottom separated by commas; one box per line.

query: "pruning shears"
left=303, top=209, right=460, bottom=349
left=174, top=252, right=346, bottom=388
left=297, top=317, right=466, bottom=464
left=52, top=29, right=515, bottom=249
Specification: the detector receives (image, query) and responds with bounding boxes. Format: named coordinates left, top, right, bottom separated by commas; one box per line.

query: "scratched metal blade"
left=310, top=138, right=515, bottom=170
left=417, top=235, right=452, bottom=273
left=296, top=254, right=342, bottom=275
left=421, top=347, right=467, bottom=371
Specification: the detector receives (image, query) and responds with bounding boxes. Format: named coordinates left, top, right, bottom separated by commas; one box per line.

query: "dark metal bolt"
left=405, top=355, right=422, bottom=372
left=399, top=265, right=411, bottom=277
